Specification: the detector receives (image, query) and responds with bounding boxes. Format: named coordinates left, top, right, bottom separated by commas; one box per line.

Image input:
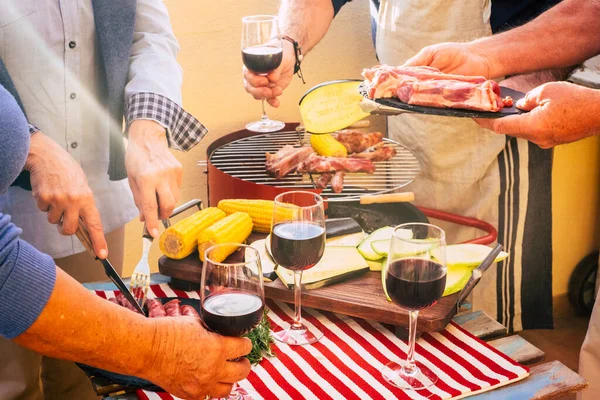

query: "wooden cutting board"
left=159, top=235, right=462, bottom=333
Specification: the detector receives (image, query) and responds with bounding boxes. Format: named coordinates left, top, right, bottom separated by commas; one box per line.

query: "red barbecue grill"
left=201, top=123, right=496, bottom=245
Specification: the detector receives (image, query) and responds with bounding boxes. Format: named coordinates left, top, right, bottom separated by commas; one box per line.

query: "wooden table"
left=84, top=274, right=587, bottom=400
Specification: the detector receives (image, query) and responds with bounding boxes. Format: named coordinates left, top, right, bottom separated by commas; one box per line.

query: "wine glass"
left=242, top=15, right=285, bottom=133
left=270, top=191, right=326, bottom=345
left=382, top=223, right=447, bottom=390
left=201, top=243, right=265, bottom=399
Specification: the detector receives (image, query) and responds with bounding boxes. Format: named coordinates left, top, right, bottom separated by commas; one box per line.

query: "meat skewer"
left=331, top=171, right=345, bottom=193
left=297, top=154, right=375, bottom=174
left=115, top=293, right=142, bottom=314
left=315, top=173, right=333, bottom=189
left=163, top=299, right=182, bottom=317
left=181, top=305, right=200, bottom=318
left=265, top=145, right=314, bottom=178
left=146, top=299, right=167, bottom=318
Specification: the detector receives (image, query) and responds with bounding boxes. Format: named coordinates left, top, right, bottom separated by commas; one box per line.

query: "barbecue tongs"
left=75, top=222, right=146, bottom=315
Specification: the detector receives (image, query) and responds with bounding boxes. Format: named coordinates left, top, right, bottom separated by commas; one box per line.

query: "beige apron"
left=375, top=0, right=527, bottom=329
left=579, top=254, right=600, bottom=400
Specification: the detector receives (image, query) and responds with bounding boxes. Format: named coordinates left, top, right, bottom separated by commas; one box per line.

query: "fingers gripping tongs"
left=75, top=222, right=146, bottom=316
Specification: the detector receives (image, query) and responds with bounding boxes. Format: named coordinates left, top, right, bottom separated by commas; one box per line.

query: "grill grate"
left=205, top=130, right=421, bottom=202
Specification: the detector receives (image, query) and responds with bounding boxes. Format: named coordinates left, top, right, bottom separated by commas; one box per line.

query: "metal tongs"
left=456, top=243, right=504, bottom=310
left=75, top=221, right=146, bottom=316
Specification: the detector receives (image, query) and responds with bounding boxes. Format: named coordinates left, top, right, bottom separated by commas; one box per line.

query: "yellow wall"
left=123, top=0, right=600, bottom=304
left=552, top=137, right=600, bottom=296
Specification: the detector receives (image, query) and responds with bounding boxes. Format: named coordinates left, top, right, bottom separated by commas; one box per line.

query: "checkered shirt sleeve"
left=125, top=92, right=207, bottom=151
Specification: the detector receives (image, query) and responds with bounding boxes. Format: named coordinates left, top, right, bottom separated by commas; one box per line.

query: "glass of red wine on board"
left=382, top=223, right=447, bottom=390
left=201, top=243, right=265, bottom=400
left=242, top=15, right=285, bottom=133
left=270, top=191, right=326, bottom=345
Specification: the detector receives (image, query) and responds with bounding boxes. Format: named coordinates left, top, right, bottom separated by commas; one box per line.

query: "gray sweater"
left=0, top=85, right=56, bottom=338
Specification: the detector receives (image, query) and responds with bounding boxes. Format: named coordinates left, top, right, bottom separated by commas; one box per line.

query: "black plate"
left=77, top=297, right=200, bottom=391
left=359, top=82, right=526, bottom=119
left=327, top=201, right=428, bottom=233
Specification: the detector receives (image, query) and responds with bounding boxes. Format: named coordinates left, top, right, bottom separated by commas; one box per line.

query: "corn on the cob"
left=217, top=199, right=275, bottom=233
left=310, top=134, right=348, bottom=157
left=198, top=212, right=253, bottom=262
left=159, top=207, right=226, bottom=259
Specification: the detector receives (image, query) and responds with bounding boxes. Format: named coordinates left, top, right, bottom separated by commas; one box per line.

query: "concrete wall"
left=122, top=0, right=600, bottom=308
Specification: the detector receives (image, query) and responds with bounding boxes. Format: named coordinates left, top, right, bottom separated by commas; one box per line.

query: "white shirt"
left=0, top=0, right=198, bottom=258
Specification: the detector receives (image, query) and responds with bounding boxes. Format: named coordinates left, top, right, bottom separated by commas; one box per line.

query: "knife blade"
left=75, top=221, right=146, bottom=316
left=456, top=243, right=504, bottom=307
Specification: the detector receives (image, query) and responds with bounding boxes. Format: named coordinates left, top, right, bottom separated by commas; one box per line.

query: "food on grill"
left=331, top=171, right=345, bottom=193
left=362, top=65, right=513, bottom=112
left=181, top=305, right=200, bottom=318
left=164, top=299, right=182, bottom=317
left=197, top=212, right=253, bottom=262
left=146, top=299, right=167, bottom=318
left=335, top=130, right=384, bottom=153
left=265, top=145, right=314, bottom=178
left=159, top=207, right=226, bottom=259
left=296, top=154, right=375, bottom=174
left=217, top=199, right=275, bottom=233
left=310, top=134, right=348, bottom=157
left=107, top=297, right=120, bottom=305
left=115, top=293, right=142, bottom=314
left=350, top=145, right=397, bottom=161
left=315, top=173, right=333, bottom=189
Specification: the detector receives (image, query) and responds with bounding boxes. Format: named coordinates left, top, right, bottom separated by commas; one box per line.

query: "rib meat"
left=297, top=154, right=375, bottom=174
left=331, top=171, right=345, bottom=193
left=335, top=131, right=383, bottom=153
left=315, top=173, right=333, bottom=189
left=362, top=65, right=512, bottom=112
left=265, top=145, right=314, bottom=178
left=350, top=146, right=397, bottom=161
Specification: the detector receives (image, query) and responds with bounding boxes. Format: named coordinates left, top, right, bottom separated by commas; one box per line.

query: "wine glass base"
left=246, top=119, right=285, bottom=133
left=273, top=323, right=323, bottom=346
left=382, top=360, right=438, bottom=390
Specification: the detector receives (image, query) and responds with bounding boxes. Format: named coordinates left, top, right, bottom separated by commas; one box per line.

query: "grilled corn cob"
left=310, top=133, right=348, bottom=157
left=198, top=212, right=253, bottom=262
left=159, top=207, right=226, bottom=259
left=217, top=199, right=275, bottom=233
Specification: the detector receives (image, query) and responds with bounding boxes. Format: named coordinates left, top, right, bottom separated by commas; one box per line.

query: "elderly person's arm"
left=0, top=86, right=251, bottom=399
left=123, top=0, right=207, bottom=237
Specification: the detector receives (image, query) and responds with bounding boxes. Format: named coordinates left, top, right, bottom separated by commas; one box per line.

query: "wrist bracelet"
left=282, top=35, right=306, bottom=84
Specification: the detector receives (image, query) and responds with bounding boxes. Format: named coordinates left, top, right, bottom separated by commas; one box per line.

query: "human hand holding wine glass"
left=270, top=191, right=326, bottom=345
left=201, top=244, right=266, bottom=399
left=383, top=223, right=447, bottom=390
left=242, top=15, right=285, bottom=133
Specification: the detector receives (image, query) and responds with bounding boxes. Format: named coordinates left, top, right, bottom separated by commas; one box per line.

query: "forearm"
left=473, top=0, right=600, bottom=78
left=279, top=0, right=335, bottom=55
left=14, top=267, right=159, bottom=380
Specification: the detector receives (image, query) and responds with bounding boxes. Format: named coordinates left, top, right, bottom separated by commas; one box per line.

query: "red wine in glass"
left=242, top=46, right=283, bottom=75
left=271, top=221, right=325, bottom=271
left=201, top=291, right=265, bottom=337
left=386, top=258, right=447, bottom=310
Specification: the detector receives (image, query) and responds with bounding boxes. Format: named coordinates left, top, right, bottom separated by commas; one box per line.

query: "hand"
left=475, top=82, right=600, bottom=148
left=148, top=317, right=252, bottom=399
left=243, top=40, right=295, bottom=108
left=404, top=42, right=493, bottom=78
left=25, top=132, right=107, bottom=258
left=126, top=120, right=182, bottom=238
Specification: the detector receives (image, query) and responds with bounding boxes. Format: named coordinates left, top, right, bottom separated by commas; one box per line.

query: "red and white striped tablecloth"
left=94, top=283, right=529, bottom=400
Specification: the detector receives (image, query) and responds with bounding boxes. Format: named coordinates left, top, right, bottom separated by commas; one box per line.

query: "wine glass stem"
left=404, top=310, right=419, bottom=374
left=292, top=271, right=303, bottom=328
left=260, top=99, right=269, bottom=124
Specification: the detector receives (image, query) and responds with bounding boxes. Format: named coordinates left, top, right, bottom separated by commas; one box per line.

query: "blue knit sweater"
left=0, top=85, right=56, bottom=338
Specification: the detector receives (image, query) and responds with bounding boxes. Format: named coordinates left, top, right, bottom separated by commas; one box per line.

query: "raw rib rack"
left=206, top=130, right=420, bottom=202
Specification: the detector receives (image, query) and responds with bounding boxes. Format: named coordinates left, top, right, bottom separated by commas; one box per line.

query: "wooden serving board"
left=159, top=249, right=462, bottom=333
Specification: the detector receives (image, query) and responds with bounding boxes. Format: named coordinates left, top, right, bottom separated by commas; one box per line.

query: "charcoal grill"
left=202, top=124, right=420, bottom=203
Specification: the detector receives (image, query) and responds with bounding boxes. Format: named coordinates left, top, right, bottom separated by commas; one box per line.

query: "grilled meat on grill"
left=350, top=145, right=397, bottom=161
left=331, top=171, right=345, bottom=193
left=265, top=145, right=314, bottom=178
left=297, top=154, right=376, bottom=174
left=335, top=131, right=384, bottom=153
left=315, top=173, right=333, bottom=189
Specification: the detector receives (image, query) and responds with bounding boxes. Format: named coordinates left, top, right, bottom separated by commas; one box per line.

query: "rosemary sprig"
left=244, top=308, right=276, bottom=365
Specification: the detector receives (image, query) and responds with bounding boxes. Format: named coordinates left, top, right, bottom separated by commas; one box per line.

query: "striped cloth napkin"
left=94, top=283, right=529, bottom=400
